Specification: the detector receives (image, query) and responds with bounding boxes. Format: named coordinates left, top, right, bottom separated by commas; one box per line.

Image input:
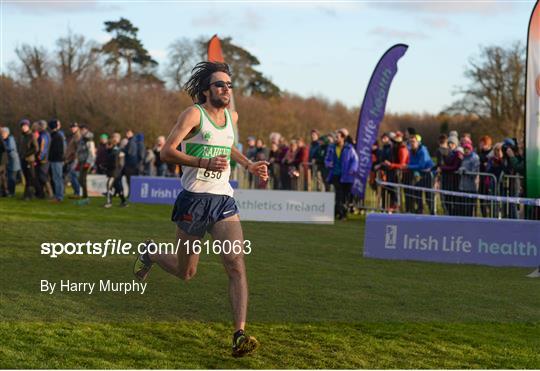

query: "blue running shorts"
left=171, top=190, right=239, bottom=238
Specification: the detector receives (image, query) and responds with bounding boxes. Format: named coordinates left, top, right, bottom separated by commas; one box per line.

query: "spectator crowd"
left=0, top=118, right=176, bottom=208
left=0, top=118, right=528, bottom=219
left=241, top=127, right=526, bottom=219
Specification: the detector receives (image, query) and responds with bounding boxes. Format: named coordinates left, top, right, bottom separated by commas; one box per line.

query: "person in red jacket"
left=385, top=133, right=409, bottom=171
left=381, top=132, right=409, bottom=211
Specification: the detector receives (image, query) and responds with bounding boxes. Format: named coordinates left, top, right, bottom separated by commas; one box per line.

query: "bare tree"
left=14, top=44, right=50, bottom=82
left=448, top=42, right=525, bottom=139
left=55, top=30, right=99, bottom=82
left=165, top=37, right=199, bottom=90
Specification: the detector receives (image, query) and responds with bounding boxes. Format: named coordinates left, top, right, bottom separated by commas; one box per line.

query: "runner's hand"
left=248, top=161, right=269, bottom=181
left=207, top=155, right=228, bottom=172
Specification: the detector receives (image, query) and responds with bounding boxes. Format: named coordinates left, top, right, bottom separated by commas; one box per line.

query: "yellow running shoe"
left=133, top=240, right=154, bottom=281
left=232, top=330, right=259, bottom=357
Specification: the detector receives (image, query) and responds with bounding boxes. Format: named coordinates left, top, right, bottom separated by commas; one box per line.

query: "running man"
left=133, top=62, right=268, bottom=357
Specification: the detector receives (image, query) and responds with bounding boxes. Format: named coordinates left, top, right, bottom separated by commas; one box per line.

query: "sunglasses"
left=209, top=80, right=234, bottom=89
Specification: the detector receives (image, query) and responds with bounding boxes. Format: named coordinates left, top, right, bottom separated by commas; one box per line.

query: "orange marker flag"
left=207, top=35, right=238, bottom=144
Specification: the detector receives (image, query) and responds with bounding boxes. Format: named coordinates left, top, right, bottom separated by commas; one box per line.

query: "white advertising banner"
left=112, top=175, right=335, bottom=224
left=234, top=189, right=335, bottom=224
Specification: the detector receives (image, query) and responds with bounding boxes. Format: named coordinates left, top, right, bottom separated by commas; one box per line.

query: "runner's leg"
left=150, top=226, right=201, bottom=281
left=209, top=214, right=247, bottom=331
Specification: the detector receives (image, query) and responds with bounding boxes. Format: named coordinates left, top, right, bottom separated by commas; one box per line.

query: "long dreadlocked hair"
left=184, top=61, right=232, bottom=104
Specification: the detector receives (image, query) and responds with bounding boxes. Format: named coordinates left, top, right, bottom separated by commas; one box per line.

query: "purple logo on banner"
left=130, top=176, right=183, bottom=204
left=364, top=214, right=540, bottom=267
left=129, top=176, right=239, bottom=205
left=353, top=44, right=408, bottom=199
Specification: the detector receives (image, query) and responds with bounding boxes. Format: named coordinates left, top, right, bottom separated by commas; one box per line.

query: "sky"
left=0, top=0, right=537, bottom=114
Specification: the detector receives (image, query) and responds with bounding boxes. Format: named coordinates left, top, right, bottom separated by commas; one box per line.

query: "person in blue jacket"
left=406, top=134, right=434, bottom=214
left=325, top=129, right=359, bottom=220
left=1, top=127, right=21, bottom=196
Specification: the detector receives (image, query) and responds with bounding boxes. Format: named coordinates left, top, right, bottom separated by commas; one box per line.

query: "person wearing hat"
left=502, top=138, right=524, bottom=175
left=65, top=122, right=81, bottom=198
left=457, top=140, right=480, bottom=216
left=379, top=131, right=409, bottom=212
left=439, top=135, right=463, bottom=216
left=499, top=138, right=524, bottom=218
left=477, top=135, right=493, bottom=217
left=18, top=119, right=39, bottom=200
left=48, top=119, right=65, bottom=202
left=405, top=127, right=416, bottom=141
left=383, top=131, right=409, bottom=171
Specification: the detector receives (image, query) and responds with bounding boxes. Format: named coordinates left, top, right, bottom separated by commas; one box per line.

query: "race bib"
left=196, top=167, right=224, bottom=182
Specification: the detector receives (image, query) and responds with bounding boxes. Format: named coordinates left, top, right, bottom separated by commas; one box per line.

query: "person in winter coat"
left=0, top=129, right=7, bottom=196
left=381, top=132, right=409, bottom=212
left=76, top=124, right=96, bottom=199
left=406, top=134, right=435, bottom=214
left=18, top=119, right=38, bottom=200
left=35, top=120, right=52, bottom=198
left=457, top=141, right=480, bottom=216
left=48, top=119, right=66, bottom=202
left=104, top=132, right=127, bottom=208
left=325, top=129, right=359, bottom=220
left=65, top=123, right=82, bottom=197
left=1, top=127, right=21, bottom=196
left=123, top=130, right=140, bottom=195
left=439, top=136, right=463, bottom=215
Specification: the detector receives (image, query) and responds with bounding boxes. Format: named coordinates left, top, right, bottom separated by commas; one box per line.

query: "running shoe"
left=133, top=240, right=154, bottom=281
left=232, top=330, right=259, bottom=357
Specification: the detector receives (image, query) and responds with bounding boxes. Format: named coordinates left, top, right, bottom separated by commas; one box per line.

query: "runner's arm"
left=161, top=107, right=227, bottom=171
left=231, top=146, right=269, bottom=181
left=228, top=111, right=268, bottom=180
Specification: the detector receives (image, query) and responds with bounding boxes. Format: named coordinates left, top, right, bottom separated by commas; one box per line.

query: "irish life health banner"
left=526, top=1, right=540, bottom=198
left=364, top=214, right=540, bottom=268
left=353, top=44, right=408, bottom=199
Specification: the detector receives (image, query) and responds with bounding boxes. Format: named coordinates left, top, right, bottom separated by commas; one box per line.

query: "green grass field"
left=1, top=195, right=539, bottom=368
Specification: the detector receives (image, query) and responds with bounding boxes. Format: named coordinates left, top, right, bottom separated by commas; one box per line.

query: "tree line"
left=0, top=17, right=525, bottom=151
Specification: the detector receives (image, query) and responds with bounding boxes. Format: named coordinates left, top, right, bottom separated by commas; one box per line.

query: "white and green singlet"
left=180, top=104, right=235, bottom=197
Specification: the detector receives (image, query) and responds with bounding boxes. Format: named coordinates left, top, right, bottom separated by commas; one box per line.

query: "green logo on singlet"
left=203, top=131, right=212, bottom=141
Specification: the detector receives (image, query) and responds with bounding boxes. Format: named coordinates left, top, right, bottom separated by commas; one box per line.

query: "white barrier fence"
left=88, top=175, right=335, bottom=224
left=234, top=189, right=334, bottom=224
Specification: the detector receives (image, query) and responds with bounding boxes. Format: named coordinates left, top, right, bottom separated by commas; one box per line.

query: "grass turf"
left=1, top=195, right=539, bottom=368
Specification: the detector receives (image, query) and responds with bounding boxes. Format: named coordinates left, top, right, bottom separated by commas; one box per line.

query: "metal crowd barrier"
left=363, top=170, right=537, bottom=220
left=230, top=163, right=539, bottom=220
left=234, top=162, right=316, bottom=191
left=371, top=169, right=434, bottom=214
left=498, top=172, right=530, bottom=219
